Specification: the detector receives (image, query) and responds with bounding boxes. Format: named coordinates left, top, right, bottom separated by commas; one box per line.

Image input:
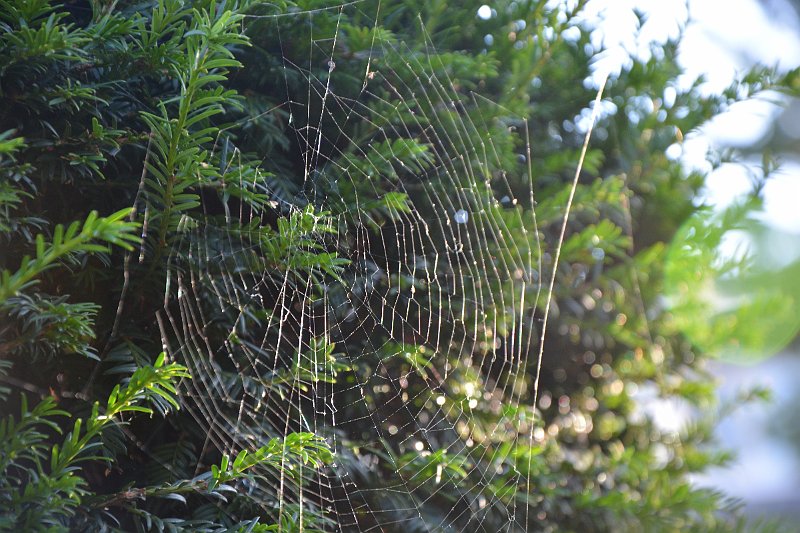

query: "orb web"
left=157, top=2, right=602, bottom=530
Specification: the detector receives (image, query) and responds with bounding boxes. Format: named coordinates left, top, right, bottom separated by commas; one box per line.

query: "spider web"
left=159, top=2, right=604, bottom=530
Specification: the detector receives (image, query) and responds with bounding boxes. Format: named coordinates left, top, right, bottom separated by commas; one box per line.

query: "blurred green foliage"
left=665, top=202, right=800, bottom=363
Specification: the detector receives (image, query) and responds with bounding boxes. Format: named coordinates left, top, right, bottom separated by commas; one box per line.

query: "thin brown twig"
left=81, top=134, right=154, bottom=398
